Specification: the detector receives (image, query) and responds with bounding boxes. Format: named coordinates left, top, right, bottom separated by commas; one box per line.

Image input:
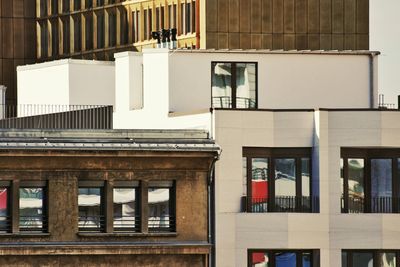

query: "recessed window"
left=148, top=181, right=175, bottom=232
left=243, top=147, right=316, bottom=213
left=341, top=148, right=400, bottom=213
left=113, top=182, right=139, bottom=232
left=19, top=187, right=46, bottom=232
left=249, top=250, right=316, bottom=267
left=212, top=62, right=257, bottom=109
left=0, top=187, right=9, bottom=233
left=342, top=250, right=400, bottom=267
left=78, top=184, right=104, bottom=232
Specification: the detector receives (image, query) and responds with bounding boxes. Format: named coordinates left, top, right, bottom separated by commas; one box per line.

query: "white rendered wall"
left=17, top=59, right=115, bottom=108
left=213, top=109, right=400, bottom=267
left=169, top=52, right=375, bottom=112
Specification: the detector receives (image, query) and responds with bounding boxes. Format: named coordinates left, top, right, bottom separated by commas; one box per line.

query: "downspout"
left=208, top=150, right=220, bottom=267
left=369, top=54, right=375, bottom=108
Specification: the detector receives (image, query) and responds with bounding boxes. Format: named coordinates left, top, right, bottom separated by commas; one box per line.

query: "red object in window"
left=252, top=252, right=266, bottom=264
left=252, top=180, right=268, bottom=199
left=0, top=189, right=7, bottom=209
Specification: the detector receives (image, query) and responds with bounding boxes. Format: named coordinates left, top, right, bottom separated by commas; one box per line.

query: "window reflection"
left=302, top=158, right=310, bottom=197
left=251, top=158, right=268, bottom=212
left=78, top=188, right=103, bottom=231
left=302, top=252, right=312, bottom=267
left=251, top=252, right=269, bottom=267
left=275, top=252, right=296, bottom=267
left=113, top=188, right=137, bottom=231
left=243, top=157, right=247, bottom=195
left=348, top=158, right=364, bottom=213
left=19, top=188, right=44, bottom=231
left=0, top=188, right=8, bottom=232
left=236, top=63, right=256, bottom=108
left=353, top=252, right=373, bottom=267
left=212, top=63, right=232, bottom=108
left=371, top=159, right=392, bottom=212
left=275, top=159, right=296, bottom=212
left=148, top=187, right=172, bottom=232
left=381, top=252, right=396, bottom=267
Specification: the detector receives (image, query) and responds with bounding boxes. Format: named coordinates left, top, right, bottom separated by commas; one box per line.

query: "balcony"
left=241, top=196, right=319, bottom=213
left=341, top=196, right=398, bottom=213
left=0, top=104, right=113, bottom=129
left=212, top=96, right=256, bottom=109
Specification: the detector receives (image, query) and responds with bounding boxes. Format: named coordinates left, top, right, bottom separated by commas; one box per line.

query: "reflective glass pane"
left=0, top=188, right=8, bottom=232
left=236, top=63, right=256, bottom=109
left=275, top=159, right=296, bottom=212
left=302, top=158, right=311, bottom=197
left=19, top=188, right=44, bottom=230
left=348, top=159, right=364, bottom=213
left=342, top=252, right=348, bottom=267
left=341, top=158, right=345, bottom=211
left=251, top=158, right=268, bottom=212
left=302, top=252, right=312, bottom=267
left=148, top=188, right=171, bottom=231
left=371, top=159, right=392, bottom=212
left=381, top=252, right=396, bottom=267
left=78, top=188, right=103, bottom=230
left=113, top=188, right=136, bottom=230
left=352, top=252, right=373, bottom=267
left=251, top=252, right=269, bottom=267
left=275, top=252, right=296, bottom=267
left=243, top=157, right=247, bottom=195
left=212, top=63, right=232, bottom=108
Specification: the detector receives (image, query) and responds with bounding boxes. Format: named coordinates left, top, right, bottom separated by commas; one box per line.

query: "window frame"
left=112, top=181, right=140, bottom=233
left=342, top=249, right=400, bottom=267
left=243, top=147, right=314, bottom=213
left=211, top=61, right=258, bottom=109
left=341, top=148, right=400, bottom=213
left=248, top=249, right=317, bottom=267
left=78, top=181, right=106, bottom=232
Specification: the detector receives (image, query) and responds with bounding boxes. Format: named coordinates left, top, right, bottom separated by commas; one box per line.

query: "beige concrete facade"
left=214, top=109, right=400, bottom=267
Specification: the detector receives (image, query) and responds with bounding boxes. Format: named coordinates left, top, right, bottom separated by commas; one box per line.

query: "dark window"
left=62, top=18, right=70, bottom=54
left=185, top=2, right=191, bottom=34
left=342, top=250, right=400, bottom=267
left=85, top=0, right=93, bottom=9
left=243, top=147, right=317, bottom=213
left=132, top=11, right=140, bottom=43
left=161, top=6, right=165, bottom=29
left=109, top=12, right=117, bottom=47
left=119, top=8, right=128, bottom=45
left=73, top=15, right=82, bottom=52
left=51, top=20, right=58, bottom=56
left=341, top=148, right=400, bottom=213
left=78, top=185, right=105, bottom=232
left=51, top=0, right=58, bottom=14
left=180, top=3, right=184, bottom=34
left=96, top=12, right=105, bottom=49
left=143, top=10, right=148, bottom=40
left=40, top=0, right=48, bottom=17
left=62, top=0, right=70, bottom=13
left=40, top=22, right=48, bottom=58
left=97, top=0, right=104, bottom=6
left=156, top=8, right=160, bottom=31
left=19, top=187, right=46, bottom=232
left=192, top=0, right=196, bottom=33
left=113, top=183, right=140, bottom=232
left=212, top=62, right=257, bottom=109
left=148, top=181, right=175, bottom=232
left=85, top=14, right=93, bottom=50
left=248, top=250, right=316, bottom=267
left=74, top=0, right=81, bottom=11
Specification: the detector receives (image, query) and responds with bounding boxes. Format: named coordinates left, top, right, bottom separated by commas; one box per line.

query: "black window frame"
left=248, top=249, right=318, bottom=267
left=342, top=249, right=400, bottom=267
left=78, top=181, right=106, bottom=232
left=243, top=147, right=317, bottom=213
left=341, top=148, right=400, bottom=213
left=211, top=61, right=258, bottom=109
left=0, top=181, right=11, bottom=233
left=112, top=181, right=140, bottom=233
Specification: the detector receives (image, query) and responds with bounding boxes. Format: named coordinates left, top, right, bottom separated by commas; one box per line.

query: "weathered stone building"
left=0, top=129, right=220, bottom=267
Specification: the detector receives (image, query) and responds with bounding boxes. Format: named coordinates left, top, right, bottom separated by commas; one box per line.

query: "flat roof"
left=17, top=58, right=115, bottom=71
left=0, top=129, right=220, bottom=152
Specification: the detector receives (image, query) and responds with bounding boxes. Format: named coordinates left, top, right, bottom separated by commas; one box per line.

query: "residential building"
left=0, top=129, right=220, bottom=266
left=13, top=48, right=400, bottom=267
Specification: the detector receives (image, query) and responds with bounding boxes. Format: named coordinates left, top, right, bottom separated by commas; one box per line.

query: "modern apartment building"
left=0, top=129, right=220, bottom=266
left=13, top=48, right=400, bottom=266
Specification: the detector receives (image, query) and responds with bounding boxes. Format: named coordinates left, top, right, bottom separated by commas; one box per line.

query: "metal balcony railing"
left=19, top=215, right=47, bottom=232
left=212, top=96, right=256, bottom=109
left=78, top=215, right=106, bottom=232
left=241, top=196, right=319, bottom=213
left=113, top=216, right=141, bottom=232
left=342, top=196, right=397, bottom=213
left=0, top=216, right=11, bottom=233
left=148, top=216, right=175, bottom=232
left=0, top=104, right=113, bottom=129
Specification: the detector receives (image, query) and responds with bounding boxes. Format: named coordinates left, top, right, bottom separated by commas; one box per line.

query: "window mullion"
left=296, top=158, right=302, bottom=212
left=141, top=181, right=149, bottom=234
left=11, top=180, right=20, bottom=233
left=343, top=158, right=349, bottom=213
left=105, top=180, right=113, bottom=233
left=365, top=158, right=371, bottom=213
left=246, top=157, right=252, bottom=213
left=392, top=158, right=398, bottom=213
left=270, top=158, right=275, bottom=212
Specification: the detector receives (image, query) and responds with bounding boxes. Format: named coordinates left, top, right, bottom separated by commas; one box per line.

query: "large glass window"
left=109, top=11, right=117, bottom=47
left=249, top=250, right=315, bottom=267
left=243, top=147, right=315, bottom=213
left=113, top=186, right=139, bottom=232
left=96, top=12, right=105, bottom=49
left=78, top=187, right=104, bottom=232
left=0, top=187, right=9, bottom=232
left=148, top=182, right=175, bottom=232
left=342, top=250, right=400, bottom=267
left=73, top=15, right=82, bottom=52
left=212, top=62, right=257, bottom=109
left=341, top=149, right=400, bottom=213
left=19, top=187, right=46, bottom=232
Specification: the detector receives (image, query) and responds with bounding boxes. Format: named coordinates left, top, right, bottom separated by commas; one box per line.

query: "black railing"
left=342, top=196, right=397, bottom=213
left=0, top=104, right=113, bottom=129
left=242, top=196, right=319, bottom=213
left=148, top=216, right=175, bottom=232
left=78, top=215, right=106, bottom=232
left=19, top=215, right=47, bottom=232
left=212, top=96, right=256, bottom=109
left=113, top=216, right=141, bottom=232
